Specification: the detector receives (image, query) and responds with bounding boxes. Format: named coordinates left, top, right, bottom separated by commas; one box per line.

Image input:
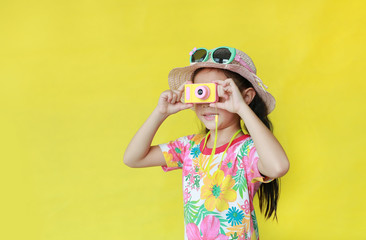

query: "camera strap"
left=202, top=114, right=242, bottom=174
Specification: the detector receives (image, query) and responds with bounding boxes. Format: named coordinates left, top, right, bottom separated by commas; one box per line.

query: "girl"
left=124, top=46, right=289, bottom=240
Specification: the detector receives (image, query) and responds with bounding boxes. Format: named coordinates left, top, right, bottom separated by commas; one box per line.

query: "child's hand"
left=209, top=79, right=247, bottom=114
left=156, top=81, right=193, bottom=117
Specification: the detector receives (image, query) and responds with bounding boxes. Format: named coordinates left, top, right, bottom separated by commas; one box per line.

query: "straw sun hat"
left=168, top=47, right=276, bottom=114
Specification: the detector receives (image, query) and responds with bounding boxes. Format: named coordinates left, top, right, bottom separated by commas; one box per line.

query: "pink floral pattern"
left=239, top=200, right=250, bottom=215
left=186, top=215, right=229, bottom=240
left=184, top=188, right=191, bottom=204
left=220, top=148, right=239, bottom=177
left=167, top=140, right=190, bottom=164
left=159, top=134, right=274, bottom=239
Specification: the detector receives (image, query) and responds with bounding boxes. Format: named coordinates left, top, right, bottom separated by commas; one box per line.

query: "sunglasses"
left=189, top=46, right=255, bottom=74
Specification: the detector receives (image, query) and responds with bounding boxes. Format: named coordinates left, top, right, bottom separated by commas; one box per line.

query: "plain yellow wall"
left=1, top=0, right=365, bottom=239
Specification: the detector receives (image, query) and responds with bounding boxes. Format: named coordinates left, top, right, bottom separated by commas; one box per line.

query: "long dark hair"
left=192, top=68, right=280, bottom=221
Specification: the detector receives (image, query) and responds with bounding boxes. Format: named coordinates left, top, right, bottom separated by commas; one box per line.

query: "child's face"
left=193, top=68, right=241, bottom=131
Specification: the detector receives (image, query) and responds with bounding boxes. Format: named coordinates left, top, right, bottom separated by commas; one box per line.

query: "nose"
left=201, top=103, right=210, bottom=108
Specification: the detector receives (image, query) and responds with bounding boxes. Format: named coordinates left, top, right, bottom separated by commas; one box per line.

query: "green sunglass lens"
left=191, top=49, right=207, bottom=62
left=213, top=48, right=232, bottom=64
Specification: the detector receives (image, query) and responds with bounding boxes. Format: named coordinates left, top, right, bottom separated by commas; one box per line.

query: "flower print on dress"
left=190, top=134, right=205, bottom=145
left=183, top=158, right=193, bottom=177
left=201, top=170, right=237, bottom=212
left=238, top=200, right=250, bottom=215
left=186, top=215, right=229, bottom=240
left=220, top=148, right=238, bottom=177
left=187, top=134, right=195, bottom=141
left=226, top=206, right=244, bottom=226
left=242, top=146, right=258, bottom=182
left=190, top=145, right=201, bottom=159
left=167, top=140, right=190, bottom=163
left=162, top=151, right=177, bottom=167
left=193, top=154, right=219, bottom=178
left=226, top=224, right=245, bottom=240
left=183, top=188, right=191, bottom=204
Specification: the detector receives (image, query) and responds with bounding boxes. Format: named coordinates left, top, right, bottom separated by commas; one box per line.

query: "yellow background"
left=1, top=0, right=365, bottom=239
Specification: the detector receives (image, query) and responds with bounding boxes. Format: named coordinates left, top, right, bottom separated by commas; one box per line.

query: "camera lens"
left=195, top=86, right=210, bottom=100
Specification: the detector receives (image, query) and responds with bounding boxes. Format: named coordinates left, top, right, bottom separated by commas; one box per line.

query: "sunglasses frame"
left=190, top=46, right=237, bottom=64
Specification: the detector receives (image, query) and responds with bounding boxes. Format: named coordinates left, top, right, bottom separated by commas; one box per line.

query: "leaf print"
left=237, top=139, right=251, bottom=163
left=184, top=199, right=199, bottom=224
left=178, top=161, right=183, bottom=167
left=251, top=210, right=260, bottom=238
left=185, top=173, right=192, bottom=182
left=193, top=154, right=219, bottom=178
left=189, top=140, right=194, bottom=150
left=192, top=174, right=200, bottom=190
left=226, top=223, right=249, bottom=239
left=232, top=168, right=247, bottom=199
left=230, top=232, right=239, bottom=240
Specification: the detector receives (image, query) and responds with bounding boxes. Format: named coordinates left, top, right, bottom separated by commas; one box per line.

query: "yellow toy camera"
left=184, top=83, right=218, bottom=103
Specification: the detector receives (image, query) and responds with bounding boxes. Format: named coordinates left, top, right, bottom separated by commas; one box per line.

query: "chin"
left=201, top=122, right=218, bottom=131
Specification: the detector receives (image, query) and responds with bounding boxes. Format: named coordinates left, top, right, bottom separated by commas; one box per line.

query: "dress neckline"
left=199, top=134, right=250, bottom=155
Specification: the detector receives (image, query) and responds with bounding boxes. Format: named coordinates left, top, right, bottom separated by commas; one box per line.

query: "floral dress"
left=159, top=134, right=273, bottom=240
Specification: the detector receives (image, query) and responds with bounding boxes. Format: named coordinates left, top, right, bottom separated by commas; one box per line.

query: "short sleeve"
left=242, top=138, right=274, bottom=185
left=158, top=135, right=192, bottom=172
left=249, top=148, right=274, bottom=184
left=242, top=138, right=275, bottom=198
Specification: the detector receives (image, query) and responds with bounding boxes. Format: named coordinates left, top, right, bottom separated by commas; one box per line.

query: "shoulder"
left=232, top=134, right=254, bottom=150
left=171, top=133, right=206, bottom=146
left=189, top=133, right=206, bottom=144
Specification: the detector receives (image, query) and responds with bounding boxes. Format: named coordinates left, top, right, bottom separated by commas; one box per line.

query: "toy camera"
left=184, top=83, right=218, bottom=103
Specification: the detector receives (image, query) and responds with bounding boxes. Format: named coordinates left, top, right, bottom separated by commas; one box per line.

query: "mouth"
left=202, top=113, right=218, bottom=121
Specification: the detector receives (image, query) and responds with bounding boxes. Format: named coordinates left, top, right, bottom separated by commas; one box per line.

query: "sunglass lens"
left=191, top=49, right=207, bottom=62
left=212, top=48, right=232, bottom=64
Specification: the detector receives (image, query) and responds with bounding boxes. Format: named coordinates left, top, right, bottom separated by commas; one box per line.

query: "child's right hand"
left=156, top=81, right=193, bottom=117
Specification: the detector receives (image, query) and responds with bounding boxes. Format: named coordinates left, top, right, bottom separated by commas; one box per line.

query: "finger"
left=212, top=80, right=226, bottom=86
left=177, top=83, right=185, bottom=92
left=224, top=78, right=241, bottom=93
left=176, top=102, right=193, bottom=111
left=225, top=78, right=234, bottom=84
left=220, top=93, right=230, bottom=101
left=173, top=88, right=184, bottom=101
left=167, top=91, right=173, bottom=103
left=217, top=85, right=225, bottom=97
left=177, top=80, right=191, bottom=92
left=209, top=102, right=225, bottom=109
left=171, top=93, right=178, bottom=104
left=224, top=86, right=232, bottom=93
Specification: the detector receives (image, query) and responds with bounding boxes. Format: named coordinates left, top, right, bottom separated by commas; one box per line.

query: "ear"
left=242, top=87, right=256, bottom=105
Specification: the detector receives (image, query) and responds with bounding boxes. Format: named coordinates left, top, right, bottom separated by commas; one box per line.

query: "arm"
left=123, top=82, right=193, bottom=168
left=123, top=108, right=168, bottom=168
left=210, top=78, right=290, bottom=179
left=237, top=103, right=289, bottom=179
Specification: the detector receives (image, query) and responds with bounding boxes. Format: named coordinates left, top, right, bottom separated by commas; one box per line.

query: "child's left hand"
left=209, top=78, right=247, bottom=114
